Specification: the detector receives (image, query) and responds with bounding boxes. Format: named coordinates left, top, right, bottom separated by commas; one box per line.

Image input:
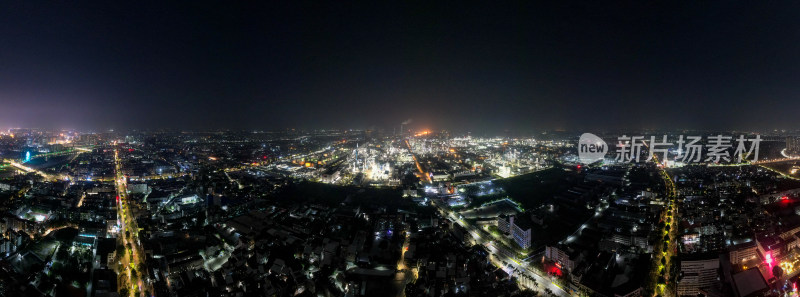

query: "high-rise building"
left=787, top=137, right=800, bottom=155
left=677, top=255, right=720, bottom=296
left=728, top=241, right=757, bottom=265
left=545, top=245, right=577, bottom=271
left=498, top=215, right=532, bottom=249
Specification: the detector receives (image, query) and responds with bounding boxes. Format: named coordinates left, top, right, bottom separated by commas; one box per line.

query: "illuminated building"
left=756, top=236, right=785, bottom=262
left=497, top=215, right=532, bottom=249
left=677, top=255, right=720, bottom=296
left=728, top=241, right=758, bottom=265
left=544, top=245, right=577, bottom=271
left=788, top=137, right=800, bottom=155
left=778, top=223, right=800, bottom=241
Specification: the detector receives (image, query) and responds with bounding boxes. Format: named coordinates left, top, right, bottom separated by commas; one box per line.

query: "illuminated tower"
left=788, top=137, right=800, bottom=155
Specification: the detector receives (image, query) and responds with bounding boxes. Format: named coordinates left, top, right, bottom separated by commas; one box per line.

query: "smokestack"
left=400, top=119, right=412, bottom=137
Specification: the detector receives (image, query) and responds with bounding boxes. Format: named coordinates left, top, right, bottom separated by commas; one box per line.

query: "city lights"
left=1, top=2, right=798, bottom=297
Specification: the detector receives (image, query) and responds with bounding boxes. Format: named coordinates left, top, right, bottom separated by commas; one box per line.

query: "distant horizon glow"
left=1, top=3, right=800, bottom=131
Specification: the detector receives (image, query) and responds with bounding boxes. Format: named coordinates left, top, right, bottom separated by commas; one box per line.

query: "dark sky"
left=1, top=2, right=799, bottom=133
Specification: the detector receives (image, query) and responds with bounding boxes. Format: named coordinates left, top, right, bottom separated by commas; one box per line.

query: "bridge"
left=749, top=148, right=800, bottom=165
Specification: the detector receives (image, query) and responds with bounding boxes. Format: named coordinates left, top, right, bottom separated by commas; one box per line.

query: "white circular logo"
left=578, top=133, right=607, bottom=164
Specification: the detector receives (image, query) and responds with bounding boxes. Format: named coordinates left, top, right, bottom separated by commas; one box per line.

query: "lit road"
left=751, top=149, right=800, bottom=165
left=430, top=199, right=571, bottom=296
left=404, top=139, right=431, bottom=183
left=2, top=159, right=61, bottom=180
left=759, top=163, right=800, bottom=181
left=23, top=146, right=92, bottom=161
left=114, top=149, right=153, bottom=297
left=3, top=146, right=92, bottom=181
left=644, top=141, right=678, bottom=297
left=396, top=231, right=418, bottom=297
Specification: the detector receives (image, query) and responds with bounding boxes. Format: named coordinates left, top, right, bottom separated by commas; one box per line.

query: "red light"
left=782, top=196, right=789, bottom=200
left=577, top=165, right=581, bottom=169
left=546, top=264, right=563, bottom=277
left=128, top=149, right=133, bottom=152
left=766, top=252, right=773, bottom=265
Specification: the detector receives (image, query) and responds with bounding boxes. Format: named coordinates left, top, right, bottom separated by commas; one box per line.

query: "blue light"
left=25, top=151, right=30, bottom=162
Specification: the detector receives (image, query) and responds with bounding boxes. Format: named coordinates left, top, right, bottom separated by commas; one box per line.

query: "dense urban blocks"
left=2, top=129, right=797, bottom=297
left=0, top=2, right=798, bottom=297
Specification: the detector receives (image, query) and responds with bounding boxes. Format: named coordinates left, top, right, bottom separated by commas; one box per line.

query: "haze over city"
left=4, top=2, right=800, bottom=297
left=2, top=2, right=800, bottom=132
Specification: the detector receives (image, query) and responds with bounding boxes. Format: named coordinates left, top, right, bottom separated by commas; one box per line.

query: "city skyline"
left=4, top=2, right=800, bottom=297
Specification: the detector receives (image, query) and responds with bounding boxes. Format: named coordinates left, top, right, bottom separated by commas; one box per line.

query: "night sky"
left=1, top=2, right=799, bottom=133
